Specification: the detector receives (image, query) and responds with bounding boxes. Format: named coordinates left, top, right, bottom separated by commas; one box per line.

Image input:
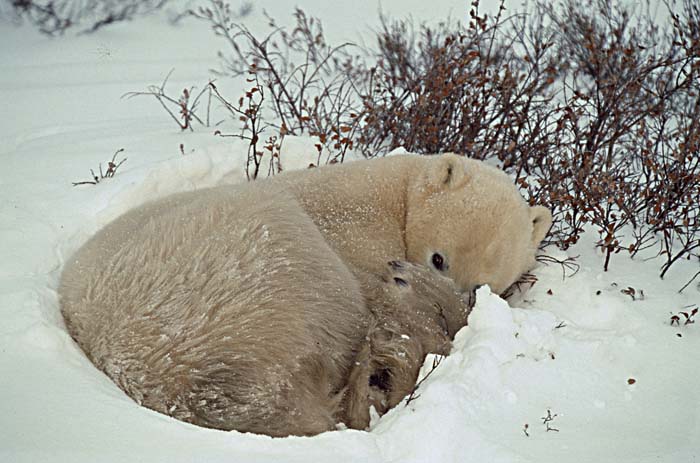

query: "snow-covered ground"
left=1, top=2, right=698, bottom=462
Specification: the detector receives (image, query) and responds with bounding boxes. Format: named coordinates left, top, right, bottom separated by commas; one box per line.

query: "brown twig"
left=72, top=149, right=127, bottom=186
left=404, top=355, right=445, bottom=407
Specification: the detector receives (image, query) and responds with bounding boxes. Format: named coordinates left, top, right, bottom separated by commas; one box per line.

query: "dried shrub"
left=192, top=2, right=364, bottom=164
left=209, top=74, right=282, bottom=180
left=151, top=0, right=698, bottom=280
left=358, top=2, right=561, bottom=167
left=528, top=0, right=700, bottom=273
left=356, top=0, right=698, bottom=279
left=72, top=148, right=127, bottom=186
left=8, top=0, right=170, bottom=35
left=123, top=70, right=214, bottom=132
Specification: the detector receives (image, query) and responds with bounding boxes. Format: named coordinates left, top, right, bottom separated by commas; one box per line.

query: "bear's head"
left=405, top=154, right=551, bottom=295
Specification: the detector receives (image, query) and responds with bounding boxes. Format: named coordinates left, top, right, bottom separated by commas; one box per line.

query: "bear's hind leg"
left=255, top=356, right=346, bottom=437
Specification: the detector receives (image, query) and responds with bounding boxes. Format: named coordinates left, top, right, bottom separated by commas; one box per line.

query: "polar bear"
left=59, top=154, right=551, bottom=436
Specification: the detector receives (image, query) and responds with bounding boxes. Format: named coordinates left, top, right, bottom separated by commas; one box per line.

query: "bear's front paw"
left=381, top=260, right=470, bottom=339
left=384, top=261, right=414, bottom=288
left=383, top=260, right=438, bottom=293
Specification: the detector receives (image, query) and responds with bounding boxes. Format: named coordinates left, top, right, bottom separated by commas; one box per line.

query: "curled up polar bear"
left=59, top=154, right=551, bottom=436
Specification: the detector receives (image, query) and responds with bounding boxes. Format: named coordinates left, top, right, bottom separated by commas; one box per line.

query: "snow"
left=0, top=2, right=697, bottom=462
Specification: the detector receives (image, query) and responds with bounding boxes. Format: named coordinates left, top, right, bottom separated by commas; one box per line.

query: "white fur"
left=59, top=154, right=551, bottom=436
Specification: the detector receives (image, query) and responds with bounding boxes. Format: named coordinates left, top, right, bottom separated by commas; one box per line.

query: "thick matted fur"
left=59, top=154, right=551, bottom=436
left=344, top=261, right=472, bottom=429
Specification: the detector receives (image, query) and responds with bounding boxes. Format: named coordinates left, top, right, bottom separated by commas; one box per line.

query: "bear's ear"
left=530, top=205, right=552, bottom=246
left=428, top=153, right=466, bottom=190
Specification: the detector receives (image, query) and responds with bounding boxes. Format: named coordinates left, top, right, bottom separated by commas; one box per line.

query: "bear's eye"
left=431, top=253, right=445, bottom=271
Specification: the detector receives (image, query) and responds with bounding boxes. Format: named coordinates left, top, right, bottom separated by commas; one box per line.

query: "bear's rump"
left=59, top=186, right=369, bottom=431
